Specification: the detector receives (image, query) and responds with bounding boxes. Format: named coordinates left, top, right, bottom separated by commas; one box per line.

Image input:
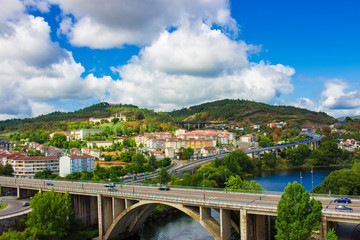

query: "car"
left=104, top=182, right=116, bottom=188
left=158, top=186, right=170, bottom=191
left=46, top=182, right=54, bottom=186
left=335, top=205, right=353, bottom=212
left=334, top=197, right=351, bottom=203
left=108, top=188, right=118, bottom=192
left=22, top=202, right=30, bottom=207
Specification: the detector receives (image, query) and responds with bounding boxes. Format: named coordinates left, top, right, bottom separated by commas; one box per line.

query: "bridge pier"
left=72, top=195, right=98, bottom=227
left=240, top=210, right=269, bottom=240
left=220, top=209, right=231, bottom=240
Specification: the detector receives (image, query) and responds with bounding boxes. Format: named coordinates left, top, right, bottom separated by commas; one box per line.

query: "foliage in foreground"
left=275, top=181, right=322, bottom=240
left=0, top=189, right=76, bottom=240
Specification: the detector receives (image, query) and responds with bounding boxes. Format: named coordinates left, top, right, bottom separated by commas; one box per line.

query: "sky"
left=1, top=0, right=360, bottom=120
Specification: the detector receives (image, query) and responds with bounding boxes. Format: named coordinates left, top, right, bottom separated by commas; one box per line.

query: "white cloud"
left=321, top=79, right=360, bottom=109
left=52, top=0, right=238, bottom=48
left=108, top=23, right=295, bottom=111
left=0, top=1, right=112, bottom=118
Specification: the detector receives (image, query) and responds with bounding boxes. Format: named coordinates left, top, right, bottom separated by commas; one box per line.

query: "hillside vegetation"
left=169, top=99, right=335, bottom=125
left=0, top=99, right=336, bottom=134
left=0, top=102, right=173, bottom=133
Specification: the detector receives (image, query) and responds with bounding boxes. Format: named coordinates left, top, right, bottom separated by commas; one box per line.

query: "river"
left=135, top=166, right=353, bottom=240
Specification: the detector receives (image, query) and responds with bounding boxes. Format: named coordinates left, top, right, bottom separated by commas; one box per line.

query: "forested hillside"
left=0, top=102, right=173, bottom=133
left=169, top=99, right=335, bottom=125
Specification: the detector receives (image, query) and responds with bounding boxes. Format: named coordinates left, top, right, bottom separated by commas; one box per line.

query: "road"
left=0, top=196, right=30, bottom=217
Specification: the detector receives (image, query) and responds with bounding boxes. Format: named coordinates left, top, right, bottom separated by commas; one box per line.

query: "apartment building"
left=59, top=154, right=94, bottom=177
left=12, top=156, right=60, bottom=178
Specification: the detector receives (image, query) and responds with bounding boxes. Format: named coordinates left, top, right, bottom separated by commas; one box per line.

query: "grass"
left=0, top=203, right=7, bottom=210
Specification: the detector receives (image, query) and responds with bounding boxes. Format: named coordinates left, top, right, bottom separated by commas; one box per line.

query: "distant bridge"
left=1, top=175, right=358, bottom=240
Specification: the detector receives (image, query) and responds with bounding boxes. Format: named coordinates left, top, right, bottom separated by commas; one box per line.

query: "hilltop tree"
left=111, top=117, right=119, bottom=125
left=275, top=181, right=322, bottom=240
left=50, top=133, right=67, bottom=148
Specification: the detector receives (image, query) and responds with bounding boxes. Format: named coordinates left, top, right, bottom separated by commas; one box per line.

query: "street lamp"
left=311, top=167, right=314, bottom=195
left=225, top=168, right=228, bottom=193
left=300, top=172, right=303, bottom=186
left=203, top=172, right=205, bottom=201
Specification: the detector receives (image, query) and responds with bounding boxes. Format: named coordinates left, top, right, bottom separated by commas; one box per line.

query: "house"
left=149, top=150, right=165, bottom=159
left=201, top=147, right=217, bottom=157
left=175, top=129, right=187, bottom=136
left=46, top=149, right=65, bottom=158
left=59, top=154, right=94, bottom=177
left=0, top=140, right=11, bottom=151
left=90, top=148, right=101, bottom=159
left=165, top=148, right=176, bottom=158
left=81, top=147, right=90, bottom=154
left=236, top=134, right=259, bottom=147
left=70, top=148, right=81, bottom=155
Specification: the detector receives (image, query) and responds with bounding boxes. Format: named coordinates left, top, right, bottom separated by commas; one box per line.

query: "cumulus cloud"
left=108, top=23, right=295, bottom=111
left=0, top=1, right=112, bottom=118
left=52, top=0, right=238, bottom=48
left=321, top=79, right=360, bottom=109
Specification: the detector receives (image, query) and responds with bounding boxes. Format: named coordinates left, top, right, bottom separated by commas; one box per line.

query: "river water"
left=136, top=166, right=353, bottom=240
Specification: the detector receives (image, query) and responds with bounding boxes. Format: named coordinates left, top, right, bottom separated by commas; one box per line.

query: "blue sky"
left=0, top=0, right=359, bottom=120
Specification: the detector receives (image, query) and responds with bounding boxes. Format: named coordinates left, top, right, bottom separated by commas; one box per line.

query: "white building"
left=59, top=154, right=94, bottom=177
left=175, top=129, right=187, bottom=137
left=87, top=141, right=114, bottom=148
left=70, top=129, right=102, bottom=140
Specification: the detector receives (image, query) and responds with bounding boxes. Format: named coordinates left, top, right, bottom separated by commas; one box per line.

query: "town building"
left=0, top=140, right=11, bottom=151
left=59, top=154, right=94, bottom=177
left=87, top=141, right=114, bottom=148
left=12, top=156, right=60, bottom=178
left=69, top=129, right=102, bottom=140
left=89, top=113, right=126, bottom=123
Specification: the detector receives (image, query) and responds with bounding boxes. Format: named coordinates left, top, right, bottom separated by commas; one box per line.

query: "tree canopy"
left=275, top=181, right=322, bottom=240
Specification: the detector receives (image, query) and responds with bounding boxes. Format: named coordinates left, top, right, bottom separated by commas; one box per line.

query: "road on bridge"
left=1, top=176, right=359, bottom=218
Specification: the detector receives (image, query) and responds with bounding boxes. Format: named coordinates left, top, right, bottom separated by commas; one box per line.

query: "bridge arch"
left=104, top=200, right=221, bottom=240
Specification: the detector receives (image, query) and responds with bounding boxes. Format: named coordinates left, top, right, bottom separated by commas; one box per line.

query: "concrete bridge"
left=1, top=176, right=359, bottom=240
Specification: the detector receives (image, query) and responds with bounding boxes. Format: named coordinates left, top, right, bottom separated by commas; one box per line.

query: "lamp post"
left=300, top=172, right=303, bottom=186
left=311, top=167, right=314, bottom=195
left=225, top=168, right=227, bottom=193
left=203, top=172, right=205, bottom=201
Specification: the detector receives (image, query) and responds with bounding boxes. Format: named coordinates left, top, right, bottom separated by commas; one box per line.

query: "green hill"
left=0, top=99, right=336, bottom=134
left=169, top=99, right=335, bottom=125
left=0, top=102, right=173, bottom=133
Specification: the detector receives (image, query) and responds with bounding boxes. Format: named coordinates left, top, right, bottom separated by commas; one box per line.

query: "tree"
left=275, top=181, right=322, bottom=240
left=326, top=228, right=337, bottom=240
left=111, top=118, right=119, bottom=125
left=34, top=169, right=57, bottom=179
left=225, top=175, right=262, bottom=191
left=148, top=154, right=157, bottom=168
left=3, top=164, right=13, bottom=176
left=262, top=152, right=277, bottom=169
left=158, top=167, right=171, bottom=184
left=26, top=189, right=74, bottom=240
left=50, top=133, right=67, bottom=148
left=135, top=110, right=145, bottom=120
left=312, top=169, right=360, bottom=195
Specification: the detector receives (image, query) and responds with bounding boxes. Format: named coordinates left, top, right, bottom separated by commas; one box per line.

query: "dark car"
left=334, top=197, right=351, bottom=203
left=158, top=186, right=170, bottom=191
left=22, top=202, right=30, bottom=207
left=46, top=182, right=54, bottom=186
left=108, top=188, right=118, bottom=192
left=335, top=205, right=353, bottom=212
